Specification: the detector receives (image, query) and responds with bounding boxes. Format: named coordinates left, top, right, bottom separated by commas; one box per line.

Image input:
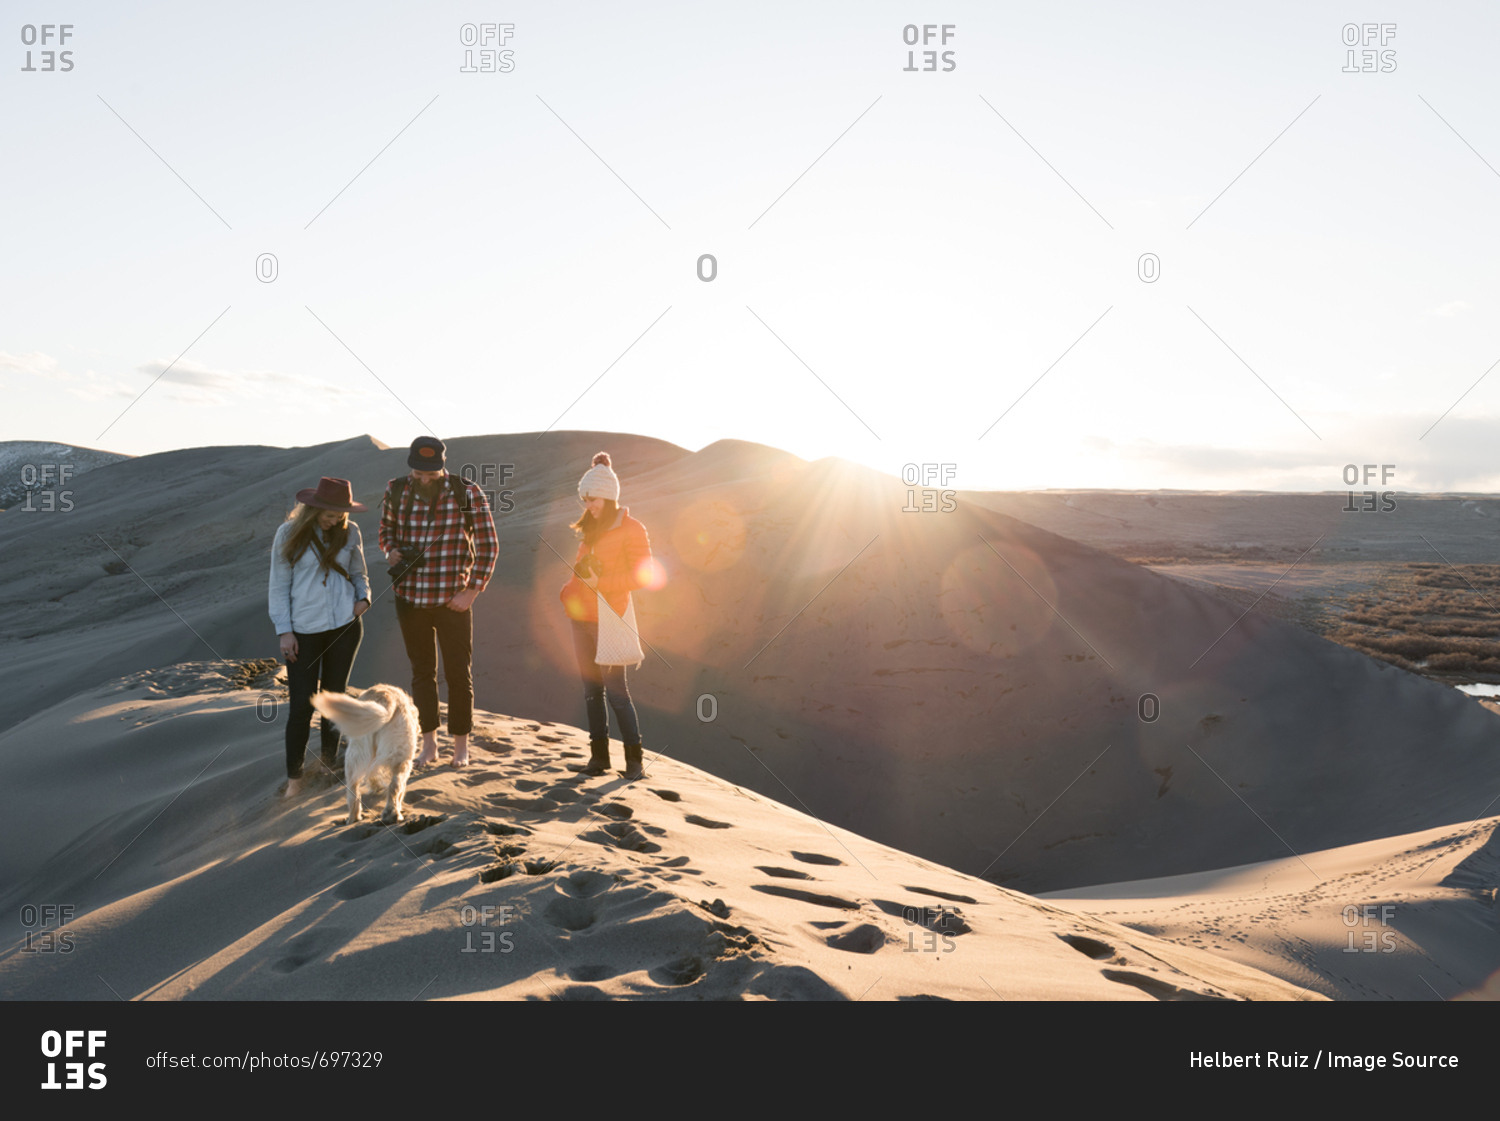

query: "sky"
left=3, top=0, right=1499, bottom=492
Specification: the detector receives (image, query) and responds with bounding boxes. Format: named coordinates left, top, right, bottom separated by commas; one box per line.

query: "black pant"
left=395, top=599, right=475, bottom=735
left=571, top=619, right=641, bottom=748
left=284, top=619, right=363, bottom=778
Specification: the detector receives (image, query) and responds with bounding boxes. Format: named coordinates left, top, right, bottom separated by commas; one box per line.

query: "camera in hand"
left=573, top=552, right=600, bottom=579
left=388, top=547, right=426, bottom=583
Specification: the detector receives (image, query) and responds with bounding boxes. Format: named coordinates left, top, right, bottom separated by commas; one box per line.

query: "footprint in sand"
left=592, top=802, right=634, bottom=821
left=649, top=789, right=681, bottom=802
left=485, top=822, right=530, bottom=837
left=904, top=886, right=977, bottom=904
left=553, top=985, right=610, bottom=1001
left=582, top=821, right=661, bottom=853
left=1058, top=933, right=1117, bottom=961
left=271, top=927, right=347, bottom=974
left=335, top=824, right=384, bottom=851
left=824, top=922, right=889, bottom=954
left=561, top=869, right=617, bottom=897
left=684, top=814, right=732, bottom=829
left=874, top=900, right=972, bottom=935
left=651, top=956, right=705, bottom=986
left=1102, top=969, right=1229, bottom=1001
left=752, top=884, right=861, bottom=910
left=486, top=793, right=559, bottom=813
left=568, top=963, right=617, bottom=982
left=790, top=851, right=841, bottom=866
left=545, top=895, right=598, bottom=931
left=755, top=866, right=813, bottom=880
left=413, top=834, right=459, bottom=858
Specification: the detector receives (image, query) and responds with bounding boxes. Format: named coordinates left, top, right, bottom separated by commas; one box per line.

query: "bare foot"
left=415, top=732, right=440, bottom=768
left=452, top=733, right=470, bottom=768
left=281, top=776, right=303, bottom=799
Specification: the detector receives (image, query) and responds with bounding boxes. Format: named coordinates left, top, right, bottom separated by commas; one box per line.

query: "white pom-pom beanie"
left=578, top=452, right=621, bottom=501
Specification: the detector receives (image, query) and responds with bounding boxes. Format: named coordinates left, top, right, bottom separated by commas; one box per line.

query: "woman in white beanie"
left=559, top=452, right=655, bottom=779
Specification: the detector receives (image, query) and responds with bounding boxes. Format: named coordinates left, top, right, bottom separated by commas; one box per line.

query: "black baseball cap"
left=408, top=436, right=446, bottom=470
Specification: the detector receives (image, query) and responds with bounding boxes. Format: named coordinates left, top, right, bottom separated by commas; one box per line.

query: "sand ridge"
left=0, top=666, right=1314, bottom=1001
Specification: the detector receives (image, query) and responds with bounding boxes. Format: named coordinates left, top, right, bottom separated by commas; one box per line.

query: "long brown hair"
left=572, top=499, right=618, bottom=549
left=281, top=504, right=351, bottom=579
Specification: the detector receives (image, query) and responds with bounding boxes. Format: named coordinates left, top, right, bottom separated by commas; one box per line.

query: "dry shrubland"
left=1322, top=564, right=1500, bottom=676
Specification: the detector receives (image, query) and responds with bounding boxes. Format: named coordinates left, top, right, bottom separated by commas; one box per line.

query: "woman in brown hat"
left=269, top=477, right=371, bottom=797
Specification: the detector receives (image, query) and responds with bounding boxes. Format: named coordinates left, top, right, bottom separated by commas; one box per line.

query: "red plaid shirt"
left=378, top=473, right=498, bottom=608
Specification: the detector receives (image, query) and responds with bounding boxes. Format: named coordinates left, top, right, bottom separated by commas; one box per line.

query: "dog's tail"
left=310, top=689, right=400, bottom=738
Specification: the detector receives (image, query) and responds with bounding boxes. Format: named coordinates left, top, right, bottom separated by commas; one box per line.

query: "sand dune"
left=0, top=665, right=1312, bottom=1001
left=1048, top=816, right=1500, bottom=1001
left=3, top=433, right=1498, bottom=894
left=3, top=432, right=1498, bottom=999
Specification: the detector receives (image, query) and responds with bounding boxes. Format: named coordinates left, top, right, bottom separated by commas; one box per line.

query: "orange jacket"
left=560, top=508, right=653, bottom=623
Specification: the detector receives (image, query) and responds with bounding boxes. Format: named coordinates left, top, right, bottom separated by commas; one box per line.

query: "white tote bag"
left=595, top=592, right=644, bottom=667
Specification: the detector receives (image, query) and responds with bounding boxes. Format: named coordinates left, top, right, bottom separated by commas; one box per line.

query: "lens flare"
left=671, top=497, right=747, bottom=573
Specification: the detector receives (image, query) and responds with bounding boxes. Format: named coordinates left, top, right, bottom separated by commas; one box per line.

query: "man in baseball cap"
left=408, top=436, right=446, bottom=470
left=379, top=436, right=499, bottom=768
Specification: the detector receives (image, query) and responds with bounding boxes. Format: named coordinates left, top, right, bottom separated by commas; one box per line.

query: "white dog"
left=310, top=685, right=420, bottom=825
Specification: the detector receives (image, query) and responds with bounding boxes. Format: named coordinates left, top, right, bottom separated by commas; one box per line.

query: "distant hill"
left=0, top=441, right=130, bottom=512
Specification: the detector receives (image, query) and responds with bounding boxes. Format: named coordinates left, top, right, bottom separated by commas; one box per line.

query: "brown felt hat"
left=295, top=477, right=367, bottom=512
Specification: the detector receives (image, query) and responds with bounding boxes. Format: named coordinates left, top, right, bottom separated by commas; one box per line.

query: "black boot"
left=582, top=741, right=611, bottom=776
left=622, top=743, right=644, bottom=781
